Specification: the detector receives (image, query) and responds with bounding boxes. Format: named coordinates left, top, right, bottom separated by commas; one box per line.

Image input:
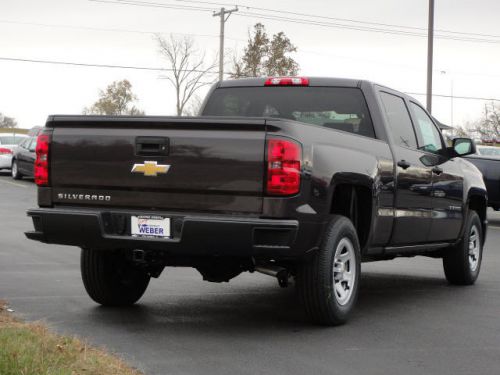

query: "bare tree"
left=474, top=102, right=500, bottom=139
left=182, top=94, right=204, bottom=116
left=0, top=112, right=17, bottom=128
left=157, top=34, right=217, bottom=115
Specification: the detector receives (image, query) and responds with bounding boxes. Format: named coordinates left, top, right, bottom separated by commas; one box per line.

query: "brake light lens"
left=35, top=134, right=50, bottom=186
left=0, top=147, right=12, bottom=155
left=264, top=77, right=309, bottom=86
left=266, top=138, right=302, bottom=196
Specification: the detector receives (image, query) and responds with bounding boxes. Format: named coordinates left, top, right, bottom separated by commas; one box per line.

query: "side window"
left=29, top=138, right=37, bottom=151
left=410, top=103, right=443, bottom=154
left=379, top=92, right=417, bottom=149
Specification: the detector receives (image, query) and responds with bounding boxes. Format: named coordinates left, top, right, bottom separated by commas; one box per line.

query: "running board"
left=384, top=242, right=451, bottom=254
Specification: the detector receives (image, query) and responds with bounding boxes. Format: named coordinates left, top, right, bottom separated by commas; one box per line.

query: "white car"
left=0, top=133, right=29, bottom=170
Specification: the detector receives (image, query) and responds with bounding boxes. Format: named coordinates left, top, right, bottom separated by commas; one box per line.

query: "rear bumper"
left=26, top=207, right=310, bottom=258
left=0, top=155, right=12, bottom=169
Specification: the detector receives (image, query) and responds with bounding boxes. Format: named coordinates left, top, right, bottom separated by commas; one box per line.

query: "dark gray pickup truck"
left=465, top=151, right=500, bottom=211
left=26, top=77, right=487, bottom=325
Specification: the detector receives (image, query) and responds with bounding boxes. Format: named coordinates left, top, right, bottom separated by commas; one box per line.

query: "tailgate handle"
left=135, top=137, right=169, bottom=156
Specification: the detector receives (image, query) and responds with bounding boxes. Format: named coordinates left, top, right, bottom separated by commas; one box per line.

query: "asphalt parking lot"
left=1, top=172, right=500, bottom=375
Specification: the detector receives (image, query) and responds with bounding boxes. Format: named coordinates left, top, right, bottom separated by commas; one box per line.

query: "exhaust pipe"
left=255, top=265, right=289, bottom=288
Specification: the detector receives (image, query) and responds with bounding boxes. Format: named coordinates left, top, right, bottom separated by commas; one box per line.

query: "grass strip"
left=0, top=301, right=143, bottom=375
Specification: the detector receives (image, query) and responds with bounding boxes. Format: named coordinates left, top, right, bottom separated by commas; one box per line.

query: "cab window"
left=379, top=92, right=417, bottom=149
left=410, top=102, right=444, bottom=154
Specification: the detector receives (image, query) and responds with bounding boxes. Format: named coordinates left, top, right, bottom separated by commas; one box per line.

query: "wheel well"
left=330, top=184, right=372, bottom=250
left=469, top=194, right=487, bottom=241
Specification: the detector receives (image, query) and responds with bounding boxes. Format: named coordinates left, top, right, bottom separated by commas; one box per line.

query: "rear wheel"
left=296, top=215, right=361, bottom=326
left=81, top=248, right=150, bottom=306
left=443, top=210, right=483, bottom=285
left=11, top=160, right=22, bottom=180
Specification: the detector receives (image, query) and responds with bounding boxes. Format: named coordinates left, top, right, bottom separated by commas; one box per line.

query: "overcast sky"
left=1, top=0, right=500, bottom=129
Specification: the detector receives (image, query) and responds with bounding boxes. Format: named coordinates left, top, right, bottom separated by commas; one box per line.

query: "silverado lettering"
left=57, top=193, right=111, bottom=201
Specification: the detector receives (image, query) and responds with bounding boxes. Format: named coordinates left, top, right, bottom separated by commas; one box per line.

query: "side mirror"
left=452, top=138, right=476, bottom=157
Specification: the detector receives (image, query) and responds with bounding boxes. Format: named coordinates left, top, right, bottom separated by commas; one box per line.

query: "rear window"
left=202, top=87, right=375, bottom=138
left=0, top=136, right=26, bottom=145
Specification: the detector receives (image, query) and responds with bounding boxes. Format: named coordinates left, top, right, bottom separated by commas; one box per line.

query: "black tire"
left=11, top=160, right=22, bottom=180
left=296, top=215, right=361, bottom=326
left=443, top=210, right=483, bottom=285
left=81, top=248, right=150, bottom=306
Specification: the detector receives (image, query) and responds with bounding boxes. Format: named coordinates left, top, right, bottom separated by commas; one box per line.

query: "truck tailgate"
left=48, top=116, right=267, bottom=213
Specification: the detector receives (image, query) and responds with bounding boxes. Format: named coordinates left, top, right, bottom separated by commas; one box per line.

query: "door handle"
left=432, top=166, right=443, bottom=175
left=397, top=160, right=411, bottom=170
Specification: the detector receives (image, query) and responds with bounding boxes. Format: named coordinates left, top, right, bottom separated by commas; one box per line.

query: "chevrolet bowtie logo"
left=131, top=161, right=170, bottom=177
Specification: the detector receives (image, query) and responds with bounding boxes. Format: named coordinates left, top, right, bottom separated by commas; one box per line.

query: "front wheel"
left=296, top=215, right=361, bottom=326
left=443, top=210, right=483, bottom=285
left=81, top=248, right=150, bottom=306
left=11, top=160, right=22, bottom=180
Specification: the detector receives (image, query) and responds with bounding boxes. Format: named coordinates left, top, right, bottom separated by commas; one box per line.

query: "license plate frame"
left=131, top=215, right=171, bottom=238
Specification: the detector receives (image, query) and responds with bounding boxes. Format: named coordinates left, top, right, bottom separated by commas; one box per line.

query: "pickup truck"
left=26, top=77, right=487, bottom=326
left=465, top=148, right=500, bottom=211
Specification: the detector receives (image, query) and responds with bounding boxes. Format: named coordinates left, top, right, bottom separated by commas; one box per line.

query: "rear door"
left=14, top=138, right=29, bottom=172
left=18, top=138, right=36, bottom=175
left=379, top=91, right=434, bottom=245
left=408, top=102, right=464, bottom=241
left=49, top=117, right=267, bottom=214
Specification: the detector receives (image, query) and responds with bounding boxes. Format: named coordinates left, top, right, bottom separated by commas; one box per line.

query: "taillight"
left=35, top=134, right=50, bottom=186
left=0, top=147, right=12, bottom=155
left=266, top=138, right=302, bottom=196
left=264, top=77, right=309, bottom=86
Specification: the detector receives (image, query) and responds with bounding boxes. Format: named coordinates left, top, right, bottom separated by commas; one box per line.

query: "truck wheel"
left=81, top=248, right=150, bottom=306
left=296, top=215, right=361, bottom=326
left=11, top=160, right=22, bottom=180
left=443, top=210, right=483, bottom=285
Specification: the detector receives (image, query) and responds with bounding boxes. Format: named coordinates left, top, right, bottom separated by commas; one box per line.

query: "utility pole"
left=213, top=6, right=238, bottom=81
left=426, top=0, right=435, bottom=113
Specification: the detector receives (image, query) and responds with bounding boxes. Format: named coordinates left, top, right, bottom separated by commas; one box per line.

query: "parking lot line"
left=0, top=179, right=28, bottom=188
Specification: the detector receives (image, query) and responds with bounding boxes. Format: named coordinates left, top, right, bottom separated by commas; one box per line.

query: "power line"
left=4, top=17, right=500, bottom=77
left=89, top=0, right=214, bottom=12
left=172, top=0, right=500, bottom=40
left=1, top=56, right=499, bottom=102
left=235, top=11, right=500, bottom=44
left=0, top=56, right=220, bottom=74
left=406, top=92, right=500, bottom=102
left=0, top=18, right=244, bottom=41
left=96, top=0, right=500, bottom=44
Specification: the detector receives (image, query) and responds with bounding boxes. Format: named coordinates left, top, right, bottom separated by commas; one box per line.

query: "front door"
left=408, top=102, right=464, bottom=242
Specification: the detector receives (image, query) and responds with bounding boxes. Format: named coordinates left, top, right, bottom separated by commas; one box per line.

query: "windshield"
left=477, top=147, right=500, bottom=156
left=0, top=135, right=26, bottom=145
left=202, top=86, right=375, bottom=138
